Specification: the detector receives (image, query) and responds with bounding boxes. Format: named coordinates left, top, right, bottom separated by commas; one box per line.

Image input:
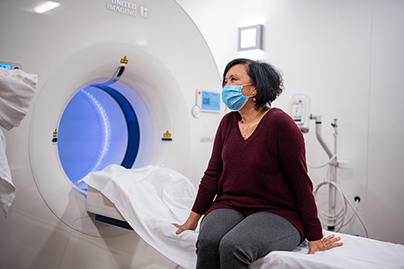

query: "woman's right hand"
left=173, top=211, right=202, bottom=235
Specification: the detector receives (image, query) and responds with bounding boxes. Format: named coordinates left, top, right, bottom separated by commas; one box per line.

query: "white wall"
left=175, top=0, right=404, bottom=244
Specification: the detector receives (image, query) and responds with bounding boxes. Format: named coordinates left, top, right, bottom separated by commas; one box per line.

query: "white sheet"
left=252, top=230, right=404, bottom=269
left=82, top=165, right=199, bottom=269
left=0, top=128, right=15, bottom=218
left=83, top=165, right=404, bottom=269
left=0, top=68, right=37, bottom=131
left=0, top=68, right=37, bottom=218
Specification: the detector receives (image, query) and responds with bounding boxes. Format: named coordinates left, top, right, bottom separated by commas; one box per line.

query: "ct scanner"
left=0, top=1, right=223, bottom=268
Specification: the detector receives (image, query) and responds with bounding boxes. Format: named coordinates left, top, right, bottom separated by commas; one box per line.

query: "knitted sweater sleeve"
left=274, top=111, right=323, bottom=241
left=191, top=114, right=227, bottom=214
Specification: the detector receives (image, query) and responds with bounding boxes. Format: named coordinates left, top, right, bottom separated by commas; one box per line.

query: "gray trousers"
left=196, top=208, right=301, bottom=269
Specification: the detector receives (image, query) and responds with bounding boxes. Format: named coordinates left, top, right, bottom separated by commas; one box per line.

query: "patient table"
left=83, top=165, right=404, bottom=269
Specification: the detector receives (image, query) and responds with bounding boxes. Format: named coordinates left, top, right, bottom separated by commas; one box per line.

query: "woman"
left=174, top=58, right=342, bottom=268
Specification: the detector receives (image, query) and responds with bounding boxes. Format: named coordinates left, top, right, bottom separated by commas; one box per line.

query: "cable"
left=308, top=155, right=336, bottom=169
left=313, top=179, right=369, bottom=237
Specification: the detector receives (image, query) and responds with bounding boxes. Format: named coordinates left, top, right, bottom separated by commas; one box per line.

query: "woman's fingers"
left=172, top=223, right=184, bottom=234
left=322, top=234, right=343, bottom=250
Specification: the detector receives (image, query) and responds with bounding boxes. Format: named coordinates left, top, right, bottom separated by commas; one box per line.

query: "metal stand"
left=310, top=115, right=338, bottom=230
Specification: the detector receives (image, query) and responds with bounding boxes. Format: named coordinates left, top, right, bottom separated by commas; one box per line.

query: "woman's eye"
left=224, top=77, right=237, bottom=85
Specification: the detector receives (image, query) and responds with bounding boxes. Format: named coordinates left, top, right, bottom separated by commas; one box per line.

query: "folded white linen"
left=0, top=68, right=37, bottom=131
left=0, top=67, right=37, bottom=218
left=83, top=165, right=404, bottom=269
left=82, top=164, right=199, bottom=269
left=0, top=128, right=15, bottom=218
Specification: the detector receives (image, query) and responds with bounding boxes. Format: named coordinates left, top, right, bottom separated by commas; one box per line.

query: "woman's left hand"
left=308, top=234, right=343, bottom=254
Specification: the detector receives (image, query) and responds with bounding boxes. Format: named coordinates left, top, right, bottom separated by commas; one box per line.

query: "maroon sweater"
left=192, top=108, right=323, bottom=241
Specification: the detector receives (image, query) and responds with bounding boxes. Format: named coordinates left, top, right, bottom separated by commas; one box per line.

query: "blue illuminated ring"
left=91, top=85, right=140, bottom=168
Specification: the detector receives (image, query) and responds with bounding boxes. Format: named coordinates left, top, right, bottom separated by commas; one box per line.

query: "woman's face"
left=224, top=64, right=256, bottom=97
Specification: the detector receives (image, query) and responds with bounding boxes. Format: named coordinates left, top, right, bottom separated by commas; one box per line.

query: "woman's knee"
left=196, top=230, right=221, bottom=251
left=219, top=232, right=252, bottom=264
left=197, top=209, right=244, bottom=251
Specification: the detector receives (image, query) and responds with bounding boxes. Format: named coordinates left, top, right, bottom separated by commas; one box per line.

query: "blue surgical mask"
left=222, top=83, right=254, bottom=111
